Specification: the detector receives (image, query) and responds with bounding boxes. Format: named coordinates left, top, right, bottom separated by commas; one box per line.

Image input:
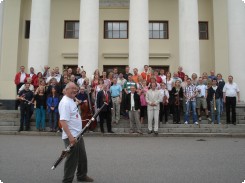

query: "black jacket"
left=125, top=92, right=141, bottom=111
left=96, top=90, right=112, bottom=112
left=207, top=85, right=223, bottom=101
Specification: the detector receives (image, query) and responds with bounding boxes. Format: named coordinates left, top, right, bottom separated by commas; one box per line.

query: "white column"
left=28, top=0, right=51, bottom=72
left=78, top=0, right=99, bottom=78
left=0, top=1, right=4, bottom=68
left=179, top=0, right=200, bottom=76
left=129, top=0, right=149, bottom=72
left=227, top=0, right=245, bottom=101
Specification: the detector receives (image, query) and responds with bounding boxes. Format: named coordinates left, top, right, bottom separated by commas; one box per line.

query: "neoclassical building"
left=0, top=0, right=244, bottom=108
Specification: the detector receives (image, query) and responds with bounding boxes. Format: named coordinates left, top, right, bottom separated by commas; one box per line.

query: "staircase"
left=0, top=103, right=245, bottom=137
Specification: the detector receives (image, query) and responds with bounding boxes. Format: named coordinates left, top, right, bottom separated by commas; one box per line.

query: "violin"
left=175, top=89, right=180, bottom=106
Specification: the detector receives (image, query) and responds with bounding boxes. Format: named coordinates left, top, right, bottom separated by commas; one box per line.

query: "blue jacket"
left=46, top=96, right=59, bottom=113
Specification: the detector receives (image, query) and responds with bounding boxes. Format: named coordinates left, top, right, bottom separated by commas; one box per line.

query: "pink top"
left=140, top=93, right=147, bottom=106
left=140, top=87, right=148, bottom=106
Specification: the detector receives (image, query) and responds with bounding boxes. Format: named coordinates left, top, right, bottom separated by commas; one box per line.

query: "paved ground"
left=0, top=135, right=244, bottom=183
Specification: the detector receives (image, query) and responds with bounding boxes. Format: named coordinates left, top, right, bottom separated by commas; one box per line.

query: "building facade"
left=0, top=0, right=244, bottom=108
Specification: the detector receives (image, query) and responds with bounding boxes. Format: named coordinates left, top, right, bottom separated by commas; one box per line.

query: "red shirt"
left=178, top=71, right=185, bottom=81
left=141, top=72, right=151, bottom=84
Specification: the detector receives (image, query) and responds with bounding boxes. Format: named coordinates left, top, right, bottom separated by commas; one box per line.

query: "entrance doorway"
left=103, top=65, right=126, bottom=74
left=63, top=65, right=78, bottom=74
left=150, top=65, right=169, bottom=72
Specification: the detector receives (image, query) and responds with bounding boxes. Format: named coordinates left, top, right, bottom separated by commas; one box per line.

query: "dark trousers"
left=226, top=97, right=236, bottom=123
left=99, top=111, right=112, bottom=133
left=120, top=91, right=127, bottom=115
left=62, top=138, right=87, bottom=183
left=159, top=102, right=168, bottom=123
left=140, top=106, right=147, bottom=118
left=20, top=104, right=31, bottom=130
left=15, top=83, right=24, bottom=110
left=173, top=104, right=181, bottom=123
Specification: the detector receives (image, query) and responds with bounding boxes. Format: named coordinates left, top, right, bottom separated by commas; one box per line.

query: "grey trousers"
left=129, top=110, right=141, bottom=132
left=148, top=109, right=159, bottom=132
left=111, top=97, right=120, bottom=123
left=62, top=137, right=88, bottom=183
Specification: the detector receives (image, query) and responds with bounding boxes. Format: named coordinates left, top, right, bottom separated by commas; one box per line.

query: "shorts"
left=196, top=97, right=207, bottom=109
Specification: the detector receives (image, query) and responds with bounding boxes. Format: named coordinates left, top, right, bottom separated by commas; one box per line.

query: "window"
left=199, top=22, right=208, bottom=40
left=25, top=20, right=31, bottom=39
left=149, top=21, right=169, bottom=39
left=104, top=21, right=128, bottom=39
left=64, top=21, right=79, bottom=39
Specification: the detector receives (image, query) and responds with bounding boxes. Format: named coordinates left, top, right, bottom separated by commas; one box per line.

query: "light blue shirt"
left=110, top=84, right=122, bottom=97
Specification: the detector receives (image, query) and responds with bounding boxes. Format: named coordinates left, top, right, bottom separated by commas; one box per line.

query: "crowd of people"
left=14, top=65, right=241, bottom=134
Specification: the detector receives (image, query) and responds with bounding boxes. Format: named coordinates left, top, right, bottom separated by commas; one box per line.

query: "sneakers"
left=154, top=131, right=158, bottom=135
left=184, top=121, right=188, bottom=124
left=194, top=122, right=199, bottom=125
left=77, top=176, right=94, bottom=182
left=198, top=117, right=202, bottom=121
left=207, top=117, right=212, bottom=122
left=148, top=130, right=152, bottom=134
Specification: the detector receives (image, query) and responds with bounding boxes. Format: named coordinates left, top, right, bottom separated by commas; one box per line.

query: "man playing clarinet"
left=58, top=82, right=93, bottom=183
left=17, top=83, right=34, bottom=132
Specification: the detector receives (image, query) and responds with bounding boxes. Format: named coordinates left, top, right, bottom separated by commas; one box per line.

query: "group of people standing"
left=14, top=64, right=241, bottom=134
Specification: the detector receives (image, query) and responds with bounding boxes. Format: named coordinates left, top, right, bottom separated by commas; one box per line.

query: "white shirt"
left=55, top=74, right=61, bottom=83
left=46, top=76, right=57, bottom=84
left=20, top=72, right=26, bottom=83
left=77, top=77, right=85, bottom=87
left=166, top=78, right=173, bottom=91
left=30, top=73, right=34, bottom=78
left=159, top=89, right=169, bottom=101
left=160, top=75, right=166, bottom=83
left=223, top=82, right=240, bottom=97
left=131, top=93, right=135, bottom=110
left=59, top=95, right=82, bottom=140
left=196, top=84, right=207, bottom=97
left=19, top=84, right=34, bottom=92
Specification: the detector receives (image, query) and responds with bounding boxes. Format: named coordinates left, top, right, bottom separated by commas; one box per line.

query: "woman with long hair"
left=139, top=80, right=148, bottom=124
left=46, top=87, right=59, bottom=132
left=166, top=72, right=174, bottom=115
left=171, top=80, right=183, bottom=124
left=181, top=75, right=189, bottom=113
left=34, top=86, right=46, bottom=131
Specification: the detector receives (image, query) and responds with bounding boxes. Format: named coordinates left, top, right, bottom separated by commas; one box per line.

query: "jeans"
left=220, top=98, right=224, bottom=114
left=210, top=99, right=221, bottom=123
left=35, top=106, right=46, bottom=129
left=48, top=111, right=58, bottom=130
left=184, top=101, right=197, bottom=123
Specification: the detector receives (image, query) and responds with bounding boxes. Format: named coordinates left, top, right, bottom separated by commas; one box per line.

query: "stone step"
left=4, top=124, right=245, bottom=133
left=0, top=121, right=15, bottom=126
left=1, top=131, right=245, bottom=138
left=110, top=127, right=245, bottom=133
left=0, top=126, right=20, bottom=131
